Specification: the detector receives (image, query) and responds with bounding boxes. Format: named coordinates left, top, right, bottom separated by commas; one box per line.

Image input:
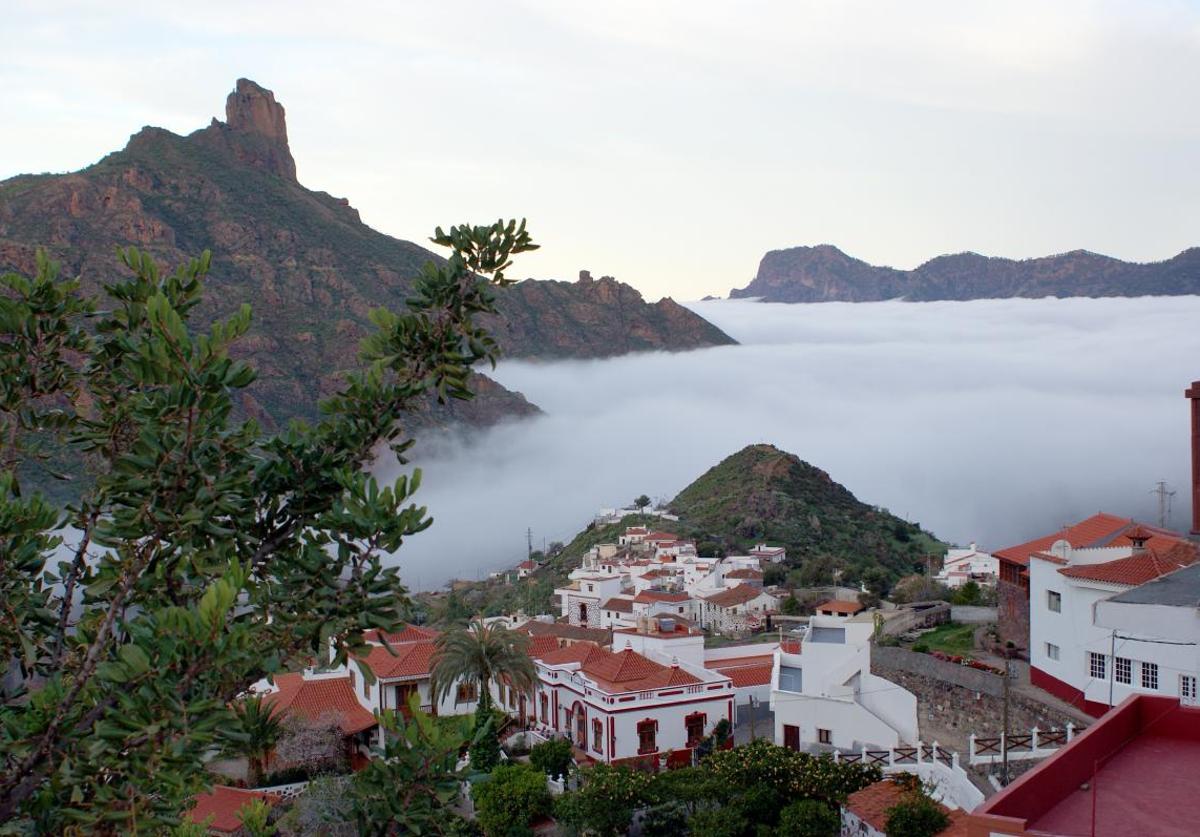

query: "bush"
left=470, top=707, right=501, bottom=773
left=640, top=801, right=690, bottom=837
left=558, top=764, right=654, bottom=836
left=472, top=764, right=553, bottom=837
left=529, top=738, right=573, bottom=779
left=688, top=806, right=749, bottom=837
left=885, top=794, right=950, bottom=837
left=912, top=642, right=929, bottom=653
left=778, top=799, right=840, bottom=836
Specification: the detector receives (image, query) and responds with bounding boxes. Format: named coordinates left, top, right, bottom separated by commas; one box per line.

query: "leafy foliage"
left=555, top=764, right=654, bottom=837
left=472, top=763, right=553, bottom=836
left=529, top=737, right=574, bottom=779
left=225, top=695, right=285, bottom=788
left=346, top=705, right=479, bottom=835
left=431, top=618, right=536, bottom=712
left=0, top=219, right=536, bottom=831
left=885, top=792, right=951, bottom=837
left=778, top=799, right=840, bottom=836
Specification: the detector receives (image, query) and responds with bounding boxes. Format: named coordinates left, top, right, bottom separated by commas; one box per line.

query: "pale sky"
left=4, top=1, right=1199, bottom=300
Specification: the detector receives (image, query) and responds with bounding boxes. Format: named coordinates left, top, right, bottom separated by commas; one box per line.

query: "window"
left=637, top=718, right=657, bottom=755
left=1046, top=643, right=1060, bottom=661
left=1115, top=657, right=1132, bottom=685
left=1047, top=590, right=1062, bottom=612
left=1088, top=652, right=1107, bottom=681
left=1181, top=675, right=1197, bottom=704
left=685, top=712, right=706, bottom=747
left=456, top=682, right=478, bottom=704
left=349, top=669, right=356, bottom=690
left=540, top=693, right=549, bottom=721
left=592, top=719, right=603, bottom=753
left=817, top=728, right=832, bottom=745
left=1142, top=662, right=1159, bottom=690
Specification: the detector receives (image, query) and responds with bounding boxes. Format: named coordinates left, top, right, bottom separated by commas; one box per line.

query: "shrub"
left=912, top=642, right=929, bottom=653
left=885, top=794, right=950, bottom=837
left=640, top=801, right=690, bottom=837
left=529, top=738, right=574, bottom=779
left=470, top=709, right=501, bottom=773
left=473, top=764, right=553, bottom=837
left=559, top=764, right=654, bottom=836
left=687, top=806, right=749, bottom=837
left=778, top=799, right=840, bottom=837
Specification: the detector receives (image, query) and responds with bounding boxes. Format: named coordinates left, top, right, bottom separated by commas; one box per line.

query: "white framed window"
left=1046, top=643, right=1060, bottom=661
left=1089, top=652, right=1106, bottom=681
left=1181, top=675, right=1197, bottom=705
left=1046, top=591, right=1062, bottom=613
left=1115, top=657, right=1132, bottom=685
left=1141, top=662, right=1159, bottom=690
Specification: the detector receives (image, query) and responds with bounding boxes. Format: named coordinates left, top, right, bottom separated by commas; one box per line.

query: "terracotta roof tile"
left=1058, top=541, right=1199, bottom=586
left=602, top=597, right=635, bottom=613
left=633, top=590, right=691, bottom=604
left=262, top=673, right=377, bottom=735
left=704, top=585, right=772, bottom=608
left=845, top=779, right=963, bottom=835
left=188, top=787, right=280, bottom=833
left=993, top=514, right=1181, bottom=568
left=520, top=621, right=611, bottom=644
left=816, top=599, right=864, bottom=614
left=358, top=642, right=437, bottom=680
left=725, top=568, right=764, bottom=579
left=362, top=624, right=439, bottom=644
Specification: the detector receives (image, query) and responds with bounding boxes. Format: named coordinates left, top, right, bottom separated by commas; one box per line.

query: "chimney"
left=1188, top=381, right=1200, bottom=538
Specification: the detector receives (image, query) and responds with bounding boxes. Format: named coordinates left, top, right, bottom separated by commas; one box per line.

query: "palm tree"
left=430, top=619, right=536, bottom=712
left=227, top=694, right=285, bottom=788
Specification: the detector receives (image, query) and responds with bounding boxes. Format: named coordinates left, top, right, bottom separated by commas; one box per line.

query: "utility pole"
left=527, top=527, right=533, bottom=559
left=748, top=696, right=757, bottom=741
left=1151, top=480, right=1176, bottom=529
left=1002, top=645, right=1011, bottom=786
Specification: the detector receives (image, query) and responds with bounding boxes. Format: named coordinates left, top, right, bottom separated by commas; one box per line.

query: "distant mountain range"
left=0, top=79, right=734, bottom=432
left=729, top=244, right=1200, bottom=303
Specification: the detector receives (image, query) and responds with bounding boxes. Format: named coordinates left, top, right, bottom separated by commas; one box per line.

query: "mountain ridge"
left=730, top=244, right=1200, bottom=302
left=0, top=79, right=735, bottom=432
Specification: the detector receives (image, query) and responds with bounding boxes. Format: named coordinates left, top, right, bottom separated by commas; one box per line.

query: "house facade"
left=934, top=543, right=998, bottom=588
left=699, top=585, right=779, bottom=635
left=770, top=615, right=918, bottom=751
left=1027, top=528, right=1198, bottom=716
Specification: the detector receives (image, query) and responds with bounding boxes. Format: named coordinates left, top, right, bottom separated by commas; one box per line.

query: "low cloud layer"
left=376, top=297, right=1200, bottom=590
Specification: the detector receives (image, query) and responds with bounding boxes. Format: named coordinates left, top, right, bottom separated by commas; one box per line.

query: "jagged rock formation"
left=730, top=244, right=1200, bottom=302
left=0, top=79, right=733, bottom=432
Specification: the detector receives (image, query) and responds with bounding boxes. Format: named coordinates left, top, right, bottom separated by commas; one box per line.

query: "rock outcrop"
left=730, top=244, right=1200, bottom=302
left=0, top=79, right=733, bottom=436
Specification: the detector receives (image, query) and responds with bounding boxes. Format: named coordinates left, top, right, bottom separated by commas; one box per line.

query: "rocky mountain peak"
left=213, top=78, right=296, bottom=181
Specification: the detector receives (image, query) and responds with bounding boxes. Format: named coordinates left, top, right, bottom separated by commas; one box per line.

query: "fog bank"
left=377, top=297, right=1200, bottom=590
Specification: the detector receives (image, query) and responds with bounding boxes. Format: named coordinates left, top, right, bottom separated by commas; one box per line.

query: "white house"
left=749, top=544, right=787, bottom=564
left=699, top=585, right=780, bottom=635
left=934, top=542, right=998, bottom=588
left=516, top=559, right=537, bottom=579
left=769, top=615, right=918, bottom=751
left=555, top=573, right=624, bottom=628
left=1027, top=525, right=1199, bottom=716
left=1092, top=561, right=1200, bottom=708
left=510, top=619, right=737, bottom=765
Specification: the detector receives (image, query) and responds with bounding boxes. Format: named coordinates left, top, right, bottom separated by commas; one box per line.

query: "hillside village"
left=187, top=383, right=1200, bottom=835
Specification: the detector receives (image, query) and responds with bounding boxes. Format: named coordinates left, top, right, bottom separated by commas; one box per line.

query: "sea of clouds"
left=377, top=297, right=1200, bottom=590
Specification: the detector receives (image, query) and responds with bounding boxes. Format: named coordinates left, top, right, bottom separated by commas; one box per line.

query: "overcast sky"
left=4, top=1, right=1199, bottom=299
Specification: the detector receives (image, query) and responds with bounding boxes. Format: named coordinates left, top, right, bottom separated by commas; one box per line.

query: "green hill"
left=668, top=444, right=944, bottom=584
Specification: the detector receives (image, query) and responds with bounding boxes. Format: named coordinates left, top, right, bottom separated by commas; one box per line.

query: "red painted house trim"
left=1029, top=666, right=1109, bottom=718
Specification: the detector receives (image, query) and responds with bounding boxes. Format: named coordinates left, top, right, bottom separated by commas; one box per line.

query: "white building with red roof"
left=511, top=619, right=737, bottom=766
left=699, top=584, right=780, bottom=636
left=1027, top=524, right=1199, bottom=716
left=516, top=559, right=538, bottom=579
left=934, top=542, right=998, bottom=589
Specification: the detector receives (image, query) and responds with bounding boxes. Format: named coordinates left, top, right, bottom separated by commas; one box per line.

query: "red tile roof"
left=725, top=568, right=764, bottom=579
left=263, top=673, right=377, bottom=735
left=519, top=621, right=611, bottom=644
left=993, top=514, right=1179, bottom=568
left=707, top=658, right=774, bottom=688
left=845, top=779, right=966, bottom=836
left=1058, top=541, right=1199, bottom=586
left=532, top=641, right=703, bottom=692
left=644, top=531, right=678, bottom=542
left=518, top=560, right=537, bottom=570
left=362, top=624, right=439, bottom=644
left=188, top=787, right=280, bottom=834
left=358, top=641, right=437, bottom=680
left=602, top=597, right=635, bottom=613
left=527, top=635, right=562, bottom=657
left=816, top=599, right=864, bottom=614
left=704, top=585, right=773, bottom=608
